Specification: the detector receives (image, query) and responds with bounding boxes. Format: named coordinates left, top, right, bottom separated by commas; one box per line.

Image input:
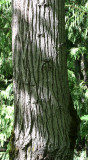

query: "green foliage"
left=80, top=121, right=88, bottom=139
left=0, top=0, right=11, bottom=5
left=65, top=0, right=88, bottom=152
left=74, top=150, right=86, bottom=160
left=0, top=153, right=9, bottom=160
left=70, top=47, right=87, bottom=60
left=0, top=84, right=14, bottom=147
left=80, top=115, right=88, bottom=139
left=81, top=115, right=88, bottom=121
left=0, top=0, right=13, bottom=159
left=65, top=1, right=88, bottom=45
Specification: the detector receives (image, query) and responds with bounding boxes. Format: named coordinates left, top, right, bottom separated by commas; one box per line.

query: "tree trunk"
left=11, top=0, right=80, bottom=159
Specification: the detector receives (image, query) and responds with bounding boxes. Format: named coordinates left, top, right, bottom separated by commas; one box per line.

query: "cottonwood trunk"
left=11, top=0, right=80, bottom=159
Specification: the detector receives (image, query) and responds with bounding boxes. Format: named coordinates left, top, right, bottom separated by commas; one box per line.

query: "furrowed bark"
left=11, top=0, right=80, bottom=159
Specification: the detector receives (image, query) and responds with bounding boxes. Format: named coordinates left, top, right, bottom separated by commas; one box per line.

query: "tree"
left=11, top=0, right=80, bottom=159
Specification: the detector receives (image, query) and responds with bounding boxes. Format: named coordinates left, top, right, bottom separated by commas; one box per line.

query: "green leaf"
left=81, top=115, right=88, bottom=121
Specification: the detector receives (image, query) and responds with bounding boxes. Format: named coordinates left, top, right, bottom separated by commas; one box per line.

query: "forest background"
left=0, top=0, right=88, bottom=159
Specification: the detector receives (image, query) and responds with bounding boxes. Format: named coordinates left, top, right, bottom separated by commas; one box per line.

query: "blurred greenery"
left=0, top=0, right=13, bottom=159
left=0, top=0, right=88, bottom=159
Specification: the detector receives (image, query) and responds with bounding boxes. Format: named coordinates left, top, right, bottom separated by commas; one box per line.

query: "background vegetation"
left=0, top=0, right=13, bottom=159
left=0, top=0, right=88, bottom=159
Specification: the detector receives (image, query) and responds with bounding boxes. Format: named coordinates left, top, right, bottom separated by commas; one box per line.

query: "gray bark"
left=11, top=0, right=80, bottom=159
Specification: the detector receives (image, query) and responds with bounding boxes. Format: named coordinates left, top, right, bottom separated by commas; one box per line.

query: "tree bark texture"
left=12, top=0, right=80, bottom=159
